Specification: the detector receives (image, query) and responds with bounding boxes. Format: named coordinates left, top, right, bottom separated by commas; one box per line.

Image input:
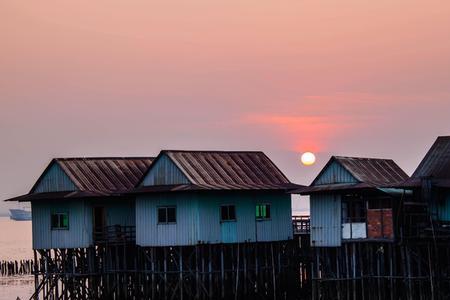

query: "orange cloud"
left=243, top=113, right=353, bottom=153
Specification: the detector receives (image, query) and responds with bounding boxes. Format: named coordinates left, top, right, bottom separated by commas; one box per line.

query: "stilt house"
left=6, top=157, right=154, bottom=249
left=133, top=150, right=296, bottom=246
left=400, top=136, right=450, bottom=235
left=295, top=156, right=409, bottom=247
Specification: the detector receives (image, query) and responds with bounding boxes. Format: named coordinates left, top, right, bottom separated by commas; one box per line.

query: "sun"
left=301, top=152, right=316, bottom=166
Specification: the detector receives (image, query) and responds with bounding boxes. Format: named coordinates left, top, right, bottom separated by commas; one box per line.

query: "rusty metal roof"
left=333, top=156, right=409, bottom=186
left=397, top=136, right=450, bottom=188
left=412, top=136, right=450, bottom=179
left=156, top=150, right=293, bottom=190
left=31, top=157, right=155, bottom=193
left=294, top=156, right=408, bottom=194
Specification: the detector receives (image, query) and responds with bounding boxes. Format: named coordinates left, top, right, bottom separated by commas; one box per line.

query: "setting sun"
left=301, top=152, right=316, bottom=166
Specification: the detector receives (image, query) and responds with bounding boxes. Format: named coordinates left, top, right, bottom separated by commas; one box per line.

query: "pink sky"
left=1, top=1, right=450, bottom=213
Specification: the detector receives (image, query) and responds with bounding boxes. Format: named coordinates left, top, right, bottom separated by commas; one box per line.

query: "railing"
left=94, top=225, right=136, bottom=244
left=292, top=215, right=310, bottom=235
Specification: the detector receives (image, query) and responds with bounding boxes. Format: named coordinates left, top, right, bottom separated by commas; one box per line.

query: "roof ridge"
left=55, top=157, right=155, bottom=161
left=334, top=155, right=395, bottom=161
left=161, top=150, right=265, bottom=154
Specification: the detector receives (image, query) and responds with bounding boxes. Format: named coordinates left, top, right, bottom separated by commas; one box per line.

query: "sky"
left=1, top=0, right=450, bottom=215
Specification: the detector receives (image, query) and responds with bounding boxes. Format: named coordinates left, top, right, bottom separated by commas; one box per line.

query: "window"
left=342, top=195, right=366, bottom=223
left=51, top=213, right=69, bottom=230
left=220, top=205, right=236, bottom=221
left=256, top=204, right=271, bottom=220
left=158, top=206, right=176, bottom=224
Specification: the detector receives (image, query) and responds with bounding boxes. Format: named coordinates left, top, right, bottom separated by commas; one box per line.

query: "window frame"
left=157, top=206, right=177, bottom=224
left=51, top=212, right=69, bottom=230
left=256, top=203, right=271, bottom=221
left=220, top=204, right=236, bottom=222
left=342, top=195, right=366, bottom=223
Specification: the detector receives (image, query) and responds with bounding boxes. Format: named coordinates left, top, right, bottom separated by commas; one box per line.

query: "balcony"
left=94, top=225, right=136, bottom=244
left=292, top=215, right=310, bottom=235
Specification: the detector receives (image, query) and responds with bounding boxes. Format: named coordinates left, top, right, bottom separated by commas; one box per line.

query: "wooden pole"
left=220, top=244, right=225, bottom=299
left=235, top=243, right=240, bottom=300
left=427, top=243, right=435, bottom=300
left=208, top=244, right=213, bottom=299
left=180, top=246, right=184, bottom=300
left=34, top=250, right=39, bottom=300
left=271, top=243, right=276, bottom=300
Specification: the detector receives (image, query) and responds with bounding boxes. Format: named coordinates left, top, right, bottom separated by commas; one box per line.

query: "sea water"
left=0, top=216, right=34, bottom=300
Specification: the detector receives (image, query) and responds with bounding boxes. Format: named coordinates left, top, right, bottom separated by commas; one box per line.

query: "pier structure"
left=30, top=235, right=308, bottom=300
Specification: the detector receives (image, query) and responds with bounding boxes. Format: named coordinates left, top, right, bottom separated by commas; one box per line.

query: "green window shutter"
left=261, top=205, right=266, bottom=218
left=62, top=214, right=69, bottom=228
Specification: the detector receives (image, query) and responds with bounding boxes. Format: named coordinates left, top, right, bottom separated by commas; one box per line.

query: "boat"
left=9, top=208, right=32, bottom=221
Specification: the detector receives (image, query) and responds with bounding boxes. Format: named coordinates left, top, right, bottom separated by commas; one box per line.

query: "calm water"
left=0, top=216, right=34, bottom=300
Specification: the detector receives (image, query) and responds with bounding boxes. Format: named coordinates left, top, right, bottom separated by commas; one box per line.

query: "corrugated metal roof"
left=334, top=156, right=408, bottom=186
left=411, top=136, right=450, bottom=179
left=31, top=157, right=155, bottom=193
left=294, top=156, right=408, bottom=194
left=144, top=150, right=293, bottom=190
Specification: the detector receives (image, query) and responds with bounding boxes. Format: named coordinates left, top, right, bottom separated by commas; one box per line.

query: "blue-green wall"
left=136, top=191, right=292, bottom=247
left=33, top=162, right=77, bottom=193
left=31, top=199, right=92, bottom=249
left=314, top=161, right=358, bottom=185
left=310, top=194, right=342, bottom=247
left=141, top=154, right=190, bottom=186
left=31, top=199, right=135, bottom=249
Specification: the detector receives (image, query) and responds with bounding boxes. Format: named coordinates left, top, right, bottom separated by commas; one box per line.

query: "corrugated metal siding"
left=135, top=193, right=199, bottom=246
left=199, top=193, right=292, bottom=244
left=135, top=191, right=292, bottom=246
left=197, top=194, right=254, bottom=244
left=310, top=194, right=342, bottom=247
left=141, top=155, right=190, bottom=186
left=198, top=192, right=293, bottom=244
left=314, top=161, right=358, bottom=185
left=199, top=192, right=293, bottom=243
left=221, top=222, right=238, bottom=243
left=34, top=163, right=78, bottom=193
left=31, top=200, right=92, bottom=249
left=255, top=193, right=293, bottom=242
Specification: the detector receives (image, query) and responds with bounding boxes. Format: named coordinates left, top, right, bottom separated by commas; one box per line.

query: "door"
left=93, top=206, right=106, bottom=241
left=310, top=194, right=342, bottom=247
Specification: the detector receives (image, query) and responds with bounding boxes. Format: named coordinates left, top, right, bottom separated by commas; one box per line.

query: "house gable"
left=141, top=154, right=191, bottom=186
left=312, top=160, right=359, bottom=186
left=32, top=161, right=78, bottom=193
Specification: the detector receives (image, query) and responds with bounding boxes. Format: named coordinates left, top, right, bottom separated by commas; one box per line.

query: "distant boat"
left=9, top=209, right=31, bottom=221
